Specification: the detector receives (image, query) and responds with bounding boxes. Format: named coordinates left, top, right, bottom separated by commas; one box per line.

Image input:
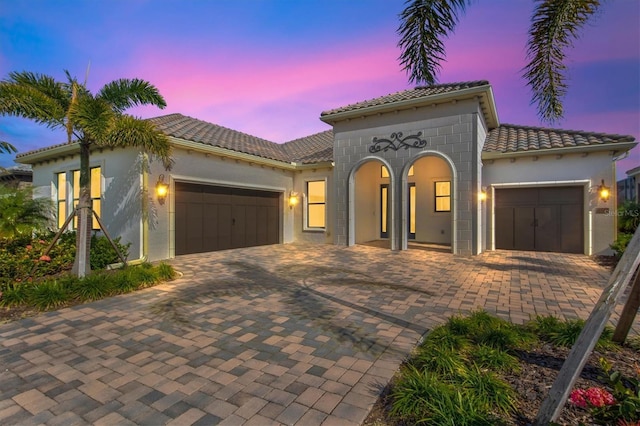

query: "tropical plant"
left=0, top=71, right=172, bottom=277
left=0, top=184, right=52, bottom=239
left=0, top=141, right=16, bottom=155
left=398, top=0, right=603, bottom=123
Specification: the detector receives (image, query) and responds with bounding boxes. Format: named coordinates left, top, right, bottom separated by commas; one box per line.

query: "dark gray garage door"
left=175, top=182, right=281, bottom=255
left=495, top=186, right=583, bottom=253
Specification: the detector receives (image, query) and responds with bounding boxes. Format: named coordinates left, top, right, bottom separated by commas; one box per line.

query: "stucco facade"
left=17, top=81, right=636, bottom=262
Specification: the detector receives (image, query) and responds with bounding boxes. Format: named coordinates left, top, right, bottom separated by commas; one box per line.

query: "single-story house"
left=617, top=166, right=640, bottom=205
left=16, top=81, right=637, bottom=261
left=0, top=164, right=33, bottom=189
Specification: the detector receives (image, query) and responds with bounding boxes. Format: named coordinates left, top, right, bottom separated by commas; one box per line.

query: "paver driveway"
left=1, top=243, right=636, bottom=425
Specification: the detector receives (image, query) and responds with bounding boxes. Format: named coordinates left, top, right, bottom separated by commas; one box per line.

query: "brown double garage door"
left=495, top=186, right=584, bottom=253
left=175, top=182, right=281, bottom=255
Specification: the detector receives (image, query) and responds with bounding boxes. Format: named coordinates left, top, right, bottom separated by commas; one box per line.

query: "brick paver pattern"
left=1, top=243, right=637, bottom=425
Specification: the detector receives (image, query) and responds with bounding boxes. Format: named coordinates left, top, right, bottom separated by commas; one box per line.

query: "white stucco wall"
left=292, top=167, right=333, bottom=244
left=28, top=146, right=145, bottom=260
left=482, top=151, right=617, bottom=254
left=146, top=147, right=296, bottom=261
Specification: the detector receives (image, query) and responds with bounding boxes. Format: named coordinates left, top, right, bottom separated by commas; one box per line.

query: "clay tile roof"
left=484, top=124, right=636, bottom=154
left=320, top=81, right=490, bottom=117
left=147, top=113, right=291, bottom=163
left=283, top=130, right=334, bottom=164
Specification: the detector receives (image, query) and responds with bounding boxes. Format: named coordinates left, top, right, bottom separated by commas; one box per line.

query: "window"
left=56, top=172, right=67, bottom=228
left=435, top=181, right=451, bottom=212
left=306, top=180, right=326, bottom=229
left=72, top=167, right=102, bottom=230
left=381, top=165, right=414, bottom=178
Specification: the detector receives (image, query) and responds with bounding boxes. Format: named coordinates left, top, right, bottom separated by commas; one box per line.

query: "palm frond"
left=101, top=115, right=173, bottom=169
left=397, top=0, right=470, bottom=85
left=68, top=97, right=115, bottom=143
left=0, top=141, right=17, bottom=155
left=97, top=79, right=167, bottom=113
left=523, top=0, right=600, bottom=123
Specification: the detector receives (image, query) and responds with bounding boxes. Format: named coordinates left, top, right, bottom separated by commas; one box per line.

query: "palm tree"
left=0, top=71, right=172, bottom=277
left=0, top=184, right=52, bottom=239
left=398, top=0, right=602, bottom=123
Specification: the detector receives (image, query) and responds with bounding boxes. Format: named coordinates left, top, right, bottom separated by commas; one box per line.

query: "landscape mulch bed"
left=363, top=342, right=639, bottom=425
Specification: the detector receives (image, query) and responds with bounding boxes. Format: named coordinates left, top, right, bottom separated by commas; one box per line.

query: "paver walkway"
left=1, top=243, right=637, bottom=425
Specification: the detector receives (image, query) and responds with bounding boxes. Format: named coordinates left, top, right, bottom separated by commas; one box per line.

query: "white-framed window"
left=55, top=167, right=102, bottom=230
left=305, top=179, right=326, bottom=230
left=434, top=181, right=451, bottom=212
left=56, top=172, right=67, bottom=229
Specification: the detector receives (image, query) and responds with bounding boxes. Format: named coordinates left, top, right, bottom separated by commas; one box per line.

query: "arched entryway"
left=400, top=152, right=456, bottom=253
left=348, top=157, right=397, bottom=250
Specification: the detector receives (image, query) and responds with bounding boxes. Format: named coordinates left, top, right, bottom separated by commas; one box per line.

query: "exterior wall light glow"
left=597, top=179, right=610, bottom=202
left=289, top=191, right=300, bottom=209
left=479, top=188, right=487, bottom=201
left=156, top=174, right=169, bottom=205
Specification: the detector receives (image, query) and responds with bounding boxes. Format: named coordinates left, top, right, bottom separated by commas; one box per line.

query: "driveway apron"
left=0, top=243, right=636, bottom=425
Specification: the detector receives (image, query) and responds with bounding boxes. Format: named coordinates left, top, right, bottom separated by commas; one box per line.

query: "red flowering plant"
left=569, top=358, right=640, bottom=425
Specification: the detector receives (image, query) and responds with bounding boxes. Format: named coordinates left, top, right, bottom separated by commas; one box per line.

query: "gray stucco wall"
left=331, top=99, right=487, bottom=255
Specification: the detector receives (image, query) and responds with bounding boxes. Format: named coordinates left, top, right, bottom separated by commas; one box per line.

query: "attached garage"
left=494, top=186, right=584, bottom=253
left=175, top=182, right=281, bottom=255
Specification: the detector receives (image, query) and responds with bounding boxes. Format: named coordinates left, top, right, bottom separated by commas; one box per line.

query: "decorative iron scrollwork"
left=369, top=132, right=427, bottom=153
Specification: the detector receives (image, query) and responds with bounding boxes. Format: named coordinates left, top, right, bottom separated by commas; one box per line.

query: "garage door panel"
left=217, top=205, right=233, bottom=251
left=534, top=206, right=558, bottom=252
left=495, top=187, right=583, bottom=254
left=175, top=202, right=188, bottom=255
left=175, top=184, right=280, bottom=255
left=185, top=204, right=204, bottom=254
left=561, top=204, right=583, bottom=253
left=514, top=207, right=535, bottom=251
left=495, top=207, right=514, bottom=249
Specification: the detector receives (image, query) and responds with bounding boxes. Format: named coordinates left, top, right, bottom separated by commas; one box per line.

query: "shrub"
left=611, top=233, right=633, bottom=258
left=28, top=280, right=70, bottom=310
left=72, top=272, right=114, bottom=301
left=472, top=345, right=520, bottom=373
left=569, top=358, right=640, bottom=424
left=90, top=234, right=130, bottom=270
left=0, top=185, right=53, bottom=239
left=0, top=281, right=31, bottom=307
left=462, top=364, right=517, bottom=414
left=0, top=231, right=131, bottom=286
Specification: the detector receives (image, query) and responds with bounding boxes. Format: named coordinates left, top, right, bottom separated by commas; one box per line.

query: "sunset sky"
left=1, top=0, right=638, bottom=178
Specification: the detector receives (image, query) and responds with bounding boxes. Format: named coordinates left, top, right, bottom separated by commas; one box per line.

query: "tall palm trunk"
left=71, top=141, right=92, bottom=277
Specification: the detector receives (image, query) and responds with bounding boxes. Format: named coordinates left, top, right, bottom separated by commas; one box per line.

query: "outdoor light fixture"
left=289, top=191, right=300, bottom=209
left=156, top=174, right=169, bottom=205
left=479, top=188, right=487, bottom=201
left=597, top=179, right=610, bottom=202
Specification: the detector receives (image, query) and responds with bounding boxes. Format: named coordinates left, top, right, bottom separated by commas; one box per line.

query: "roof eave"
left=320, top=85, right=499, bottom=129
left=482, top=141, right=638, bottom=160
left=15, top=142, right=80, bottom=164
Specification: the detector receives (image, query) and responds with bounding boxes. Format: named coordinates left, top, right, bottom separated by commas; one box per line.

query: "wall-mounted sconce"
left=479, top=187, right=487, bottom=202
left=288, top=191, right=300, bottom=209
left=597, top=179, right=610, bottom=202
left=156, top=174, right=169, bottom=205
